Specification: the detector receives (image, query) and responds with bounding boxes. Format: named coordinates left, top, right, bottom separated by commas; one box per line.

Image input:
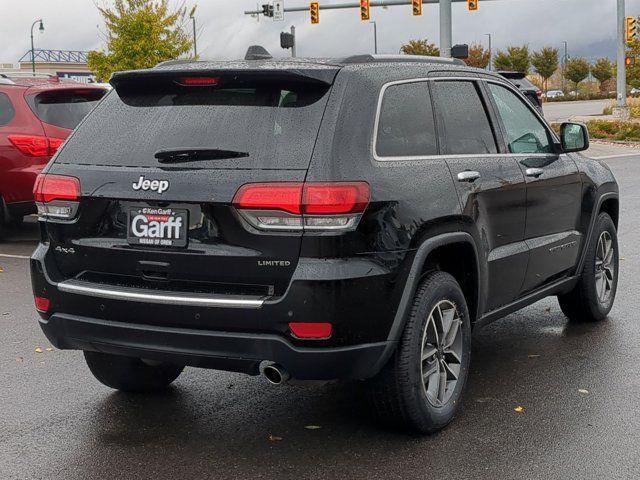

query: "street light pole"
left=370, top=21, right=378, bottom=54
left=440, top=0, right=452, bottom=58
left=291, top=25, right=297, bottom=58
left=190, top=15, right=197, bottom=58
left=562, top=40, right=568, bottom=92
left=616, top=0, right=629, bottom=115
left=30, top=19, right=44, bottom=74
left=484, top=33, right=492, bottom=70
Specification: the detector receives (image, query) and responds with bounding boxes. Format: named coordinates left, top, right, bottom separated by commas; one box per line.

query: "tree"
left=590, top=58, right=614, bottom=92
left=531, top=47, right=558, bottom=94
left=466, top=43, right=490, bottom=69
left=564, top=58, right=590, bottom=91
left=493, top=46, right=530, bottom=73
left=400, top=39, right=440, bottom=56
left=625, top=40, right=640, bottom=88
left=88, top=0, right=194, bottom=82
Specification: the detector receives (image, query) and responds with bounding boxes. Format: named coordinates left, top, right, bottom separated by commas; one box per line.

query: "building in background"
left=0, top=49, right=95, bottom=83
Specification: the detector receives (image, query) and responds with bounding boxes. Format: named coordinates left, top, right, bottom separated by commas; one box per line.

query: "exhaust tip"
left=261, top=362, right=290, bottom=385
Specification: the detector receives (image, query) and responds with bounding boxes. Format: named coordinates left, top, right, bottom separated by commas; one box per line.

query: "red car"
left=0, top=73, right=107, bottom=237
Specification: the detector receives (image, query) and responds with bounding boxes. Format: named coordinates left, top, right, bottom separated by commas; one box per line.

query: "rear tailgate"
left=43, top=67, right=337, bottom=301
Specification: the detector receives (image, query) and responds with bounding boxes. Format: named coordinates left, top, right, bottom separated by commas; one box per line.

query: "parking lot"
left=0, top=152, right=638, bottom=480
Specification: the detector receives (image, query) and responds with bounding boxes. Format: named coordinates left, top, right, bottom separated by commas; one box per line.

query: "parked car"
left=630, top=87, right=640, bottom=97
left=497, top=71, right=543, bottom=112
left=31, top=54, right=619, bottom=434
left=545, top=89, right=565, bottom=99
left=0, top=73, right=107, bottom=237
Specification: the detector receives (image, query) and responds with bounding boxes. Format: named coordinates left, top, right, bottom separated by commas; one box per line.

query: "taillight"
left=33, top=174, right=81, bottom=220
left=233, top=182, right=370, bottom=232
left=8, top=135, right=65, bottom=157
left=536, top=90, right=542, bottom=98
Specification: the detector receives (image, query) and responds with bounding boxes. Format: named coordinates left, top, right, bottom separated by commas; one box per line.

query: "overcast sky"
left=0, top=0, right=635, bottom=64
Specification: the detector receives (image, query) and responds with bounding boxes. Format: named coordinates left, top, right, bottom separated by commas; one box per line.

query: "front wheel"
left=366, top=271, right=472, bottom=434
left=558, top=212, right=619, bottom=322
left=84, top=351, right=183, bottom=393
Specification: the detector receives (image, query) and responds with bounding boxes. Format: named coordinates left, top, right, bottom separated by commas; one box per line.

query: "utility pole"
left=370, top=21, right=378, bottom=54
left=291, top=25, right=297, bottom=57
left=615, top=0, right=629, bottom=118
left=484, top=33, right=492, bottom=70
left=440, top=0, right=452, bottom=58
left=561, top=41, right=568, bottom=93
left=191, top=15, right=197, bottom=58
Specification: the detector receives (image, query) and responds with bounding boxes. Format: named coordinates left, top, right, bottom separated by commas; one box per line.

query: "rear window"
left=0, top=92, right=15, bottom=126
left=54, top=76, right=331, bottom=170
left=27, top=89, right=106, bottom=130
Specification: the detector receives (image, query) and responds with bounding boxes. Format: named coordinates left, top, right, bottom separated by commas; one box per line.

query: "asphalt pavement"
left=1, top=154, right=639, bottom=480
left=543, top=99, right=611, bottom=123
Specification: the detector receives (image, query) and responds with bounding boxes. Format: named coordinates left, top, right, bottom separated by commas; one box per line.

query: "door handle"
left=525, top=168, right=544, bottom=178
left=457, top=171, right=481, bottom=183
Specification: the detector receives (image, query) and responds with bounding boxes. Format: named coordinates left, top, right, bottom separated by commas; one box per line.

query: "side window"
left=376, top=81, right=437, bottom=158
left=431, top=81, right=498, bottom=155
left=488, top=83, right=552, bottom=154
left=0, top=92, right=15, bottom=126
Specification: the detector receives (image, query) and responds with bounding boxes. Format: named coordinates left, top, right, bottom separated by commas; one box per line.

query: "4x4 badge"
left=132, top=176, right=170, bottom=194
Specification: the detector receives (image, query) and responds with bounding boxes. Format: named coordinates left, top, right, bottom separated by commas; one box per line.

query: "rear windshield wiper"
left=155, top=148, right=249, bottom=164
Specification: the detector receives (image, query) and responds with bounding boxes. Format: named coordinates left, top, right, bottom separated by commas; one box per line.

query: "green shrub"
left=586, top=120, right=640, bottom=141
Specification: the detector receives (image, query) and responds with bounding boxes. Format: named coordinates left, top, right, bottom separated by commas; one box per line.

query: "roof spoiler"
left=340, top=54, right=465, bottom=66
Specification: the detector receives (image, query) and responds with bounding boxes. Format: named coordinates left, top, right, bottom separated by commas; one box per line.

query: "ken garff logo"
left=132, top=176, right=170, bottom=194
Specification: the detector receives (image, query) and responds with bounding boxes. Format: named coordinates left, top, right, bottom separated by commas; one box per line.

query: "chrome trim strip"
left=57, top=280, right=265, bottom=309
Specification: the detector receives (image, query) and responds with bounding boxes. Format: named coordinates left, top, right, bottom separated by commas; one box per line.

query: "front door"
left=486, top=82, right=583, bottom=294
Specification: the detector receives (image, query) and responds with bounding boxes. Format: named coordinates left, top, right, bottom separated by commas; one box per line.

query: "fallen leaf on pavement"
left=268, top=434, right=283, bottom=442
left=514, top=406, right=525, bottom=413
left=34, top=347, right=43, bottom=353
left=45, top=347, right=53, bottom=352
left=305, top=425, right=322, bottom=430
left=578, top=389, right=589, bottom=395
left=15, top=357, right=23, bottom=363
left=527, top=354, right=540, bottom=358
left=0, top=267, right=4, bottom=272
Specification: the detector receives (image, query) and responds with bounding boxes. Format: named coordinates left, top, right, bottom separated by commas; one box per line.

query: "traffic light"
left=626, top=16, right=637, bottom=44
left=412, top=0, right=422, bottom=16
left=626, top=56, right=635, bottom=67
left=467, top=0, right=478, bottom=11
left=310, top=2, right=320, bottom=24
left=360, top=0, right=370, bottom=21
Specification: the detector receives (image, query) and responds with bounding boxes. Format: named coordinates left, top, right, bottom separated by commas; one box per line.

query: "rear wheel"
left=558, top=212, right=618, bottom=322
left=84, top=351, right=183, bottom=393
left=367, top=271, right=471, bottom=434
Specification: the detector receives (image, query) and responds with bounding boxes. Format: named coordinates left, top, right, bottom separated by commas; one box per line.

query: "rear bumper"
left=39, top=313, right=390, bottom=380
left=31, top=243, right=406, bottom=380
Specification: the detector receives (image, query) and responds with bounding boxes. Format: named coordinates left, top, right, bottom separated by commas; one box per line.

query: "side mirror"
left=560, top=122, right=589, bottom=153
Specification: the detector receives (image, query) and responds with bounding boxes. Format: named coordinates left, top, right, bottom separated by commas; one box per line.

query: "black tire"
left=84, top=351, right=183, bottom=393
left=558, top=212, right=619, bottom=323
left=366, top=271, right=472, bottom=434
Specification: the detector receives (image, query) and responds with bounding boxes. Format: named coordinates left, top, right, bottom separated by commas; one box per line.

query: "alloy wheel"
left=595, top=231, right=615, bottom=305
left=420, top=300, right=463, bottom=407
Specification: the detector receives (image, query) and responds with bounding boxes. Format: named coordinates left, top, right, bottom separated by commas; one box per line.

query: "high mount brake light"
left=33, top=174, right=81, bottom=220
left=176, top=77, right=220, bottom=86
left=8, top=135, right=65, bottom=157
left=233, top=182, right=370, bottom=232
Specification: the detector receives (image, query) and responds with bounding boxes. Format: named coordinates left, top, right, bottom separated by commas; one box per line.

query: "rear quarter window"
left=0, top=92, right=15, bottom=126
left=27, top=89, right=106, bottom=130
left=375, top=81, right=437, bottom=158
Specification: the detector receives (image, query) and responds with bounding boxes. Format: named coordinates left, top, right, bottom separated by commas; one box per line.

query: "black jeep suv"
left=31, top=55, right=619, bottom=433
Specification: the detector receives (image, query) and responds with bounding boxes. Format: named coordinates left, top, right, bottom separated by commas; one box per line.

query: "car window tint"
left=488, top=83, right=552, bottom=154
left=376, top=82, right=437, bottom=157
left=0, top=92, right=15, bottom=126
left=431, top=81, right=497, bottom=155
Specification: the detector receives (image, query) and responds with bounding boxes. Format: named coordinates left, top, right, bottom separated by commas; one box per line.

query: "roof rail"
left=0, top=71, right=58, bottom=79
left=339, top=54, right=465, bottom=66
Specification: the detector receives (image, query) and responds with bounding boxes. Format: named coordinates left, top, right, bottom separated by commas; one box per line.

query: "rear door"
left=432, top=79, right=528, bottom=312
left=45, top=69, right=336, bottom=301
left=486, top=81, right=583, bottom=293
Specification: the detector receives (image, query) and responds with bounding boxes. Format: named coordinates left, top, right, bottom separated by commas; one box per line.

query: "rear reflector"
left=233, top=182, right=370, bottom=232
left=34, top=296, right=50, bottom=313
left=34, top=174, right=81, bottom=220
left=8, top=135, right=65, bottom=157
left=289, top=322, right=333, bottom=339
